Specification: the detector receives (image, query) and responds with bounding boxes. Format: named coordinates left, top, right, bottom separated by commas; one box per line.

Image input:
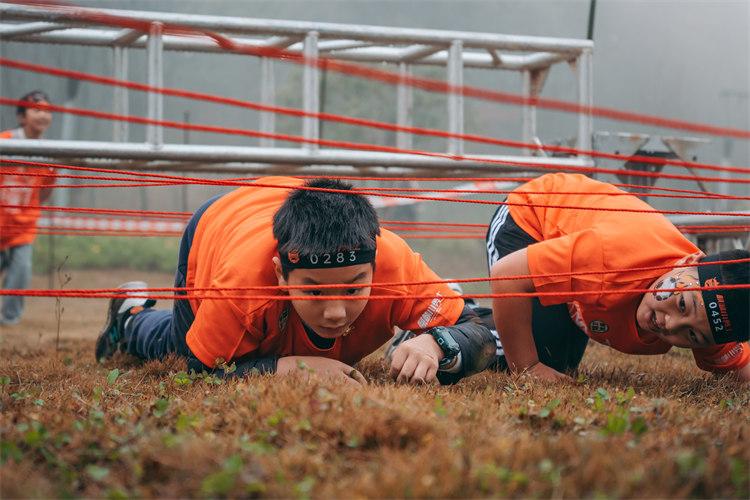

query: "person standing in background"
left=0, top=90, right=55, bottom=325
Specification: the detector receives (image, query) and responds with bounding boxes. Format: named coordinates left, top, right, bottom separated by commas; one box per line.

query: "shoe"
left=384, top=328, right=417, bottom=366
left=95, top=281, right=156, bottom=362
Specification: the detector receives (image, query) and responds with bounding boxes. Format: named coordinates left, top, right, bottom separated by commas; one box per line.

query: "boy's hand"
left=389, top=334, right=443, bottom=384
left=523, top=362, right=572, bottom=383
left=732, top=361, right=750, bottom=384
left=277, top=356, right=366, bottom=386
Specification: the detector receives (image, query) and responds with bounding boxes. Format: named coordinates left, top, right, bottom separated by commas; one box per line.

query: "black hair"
left=273, top=179, right=380, bottom=277
left=701, top=249, right=749, bottom=342
left=713, top=249, right=750, bottom=286
left=16, top=90, right=50, bottom=116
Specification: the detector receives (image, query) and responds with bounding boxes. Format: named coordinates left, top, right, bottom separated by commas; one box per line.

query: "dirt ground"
left=2, top=270, right=176, bottom=344
left=1, top=270, right=749, bottom=498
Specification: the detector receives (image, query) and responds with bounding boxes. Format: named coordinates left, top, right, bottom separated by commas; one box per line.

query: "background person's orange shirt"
left=184, top=176, right=464, bottom=368
left=507, top=173, right=749, bottom=373
left=0, top=128, right=55, bottom=250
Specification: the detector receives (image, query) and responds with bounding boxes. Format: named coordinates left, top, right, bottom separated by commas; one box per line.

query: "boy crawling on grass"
left=95, top=177, right=499, bottom=385
left=485, top=173, right=749, bottom=384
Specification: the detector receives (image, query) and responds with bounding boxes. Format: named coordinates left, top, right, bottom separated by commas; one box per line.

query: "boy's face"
left=18, top=100, right=52, bottom=137
left=273, top=258, right=373, bottom=339
left=636, top=266, right=713, bottom=348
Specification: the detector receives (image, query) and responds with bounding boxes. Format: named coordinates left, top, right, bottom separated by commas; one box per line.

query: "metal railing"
left=0, top=2, right=594, bottom=173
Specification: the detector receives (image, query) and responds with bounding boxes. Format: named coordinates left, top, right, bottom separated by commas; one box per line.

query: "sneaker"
left=384, top=328, right=416, bottom=366
left=95, top=281, right=156, bottom=362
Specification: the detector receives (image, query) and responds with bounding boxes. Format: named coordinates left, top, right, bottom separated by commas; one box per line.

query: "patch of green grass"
left=33, top=235, right=179, bottom=273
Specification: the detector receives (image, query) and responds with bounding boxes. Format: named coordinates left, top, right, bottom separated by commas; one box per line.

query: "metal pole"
left=113, top=45, right=129, bottom=142
left=146, top=21, right=164, bottom=148
left=259, top=57, right=275, bottom=147
left=53, top=78, right=80, bottom=208
left=302, top=31, right=320, bottom=151
left=718, top=141, right=732, bottom=213
left=717, top=90, right=748, bottom=212
left=0, top=139, right=594, bottom=172
left=521, top=69, right=534, bottom=156
left=395, top=62, right=418, bottom=221
left=576, top=49, right=593, bottom=161
left=320, top=61, right=328, bottom=142
left=396, top=62, right=413, bottom=150
left=0, top=5, right=594, bottom=53
left=181, top=110, right=190, bottom=212
left=0, top=29, right=587, bottom=70
left=447, top=40, right=464, bottom=155
left=587, top=0, right=597, bottom=40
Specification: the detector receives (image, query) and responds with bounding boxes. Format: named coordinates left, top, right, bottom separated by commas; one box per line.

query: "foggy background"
left=1, top=0, right=748, bottom=264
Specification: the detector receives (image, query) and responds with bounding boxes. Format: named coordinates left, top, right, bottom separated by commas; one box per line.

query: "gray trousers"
left=1, top=244, right=33, bottom=324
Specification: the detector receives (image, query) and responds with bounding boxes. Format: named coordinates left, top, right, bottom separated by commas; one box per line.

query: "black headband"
left=280, top=248, right=376, bottom=270
left=698, top=258, right=749, bottom=344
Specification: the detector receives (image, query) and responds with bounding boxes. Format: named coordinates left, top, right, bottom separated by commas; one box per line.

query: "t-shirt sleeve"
left=526, top=228, right=605, bottom=307
left=185, top=294, right=264, bottom=368
left=390, top=248, right=464, bottom=332
left=692, top=342, right=750, bottom=373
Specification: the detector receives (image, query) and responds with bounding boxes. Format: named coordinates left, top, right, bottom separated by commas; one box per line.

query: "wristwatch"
left=428, top=326, right=461, bottom=368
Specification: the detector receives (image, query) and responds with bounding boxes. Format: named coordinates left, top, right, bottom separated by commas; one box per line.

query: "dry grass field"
left=1, top=270, right=748, bottom=498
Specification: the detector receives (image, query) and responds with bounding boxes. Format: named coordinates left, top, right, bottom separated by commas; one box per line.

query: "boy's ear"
left=272, top=256, right=286, bottom=286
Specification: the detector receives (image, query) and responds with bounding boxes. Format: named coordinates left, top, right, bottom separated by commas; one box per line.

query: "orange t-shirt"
left=507, top=173, right=749, bottom=373
left=0, top=128, right=54, bottom=250
left=185, top=176, right=464, bottom=368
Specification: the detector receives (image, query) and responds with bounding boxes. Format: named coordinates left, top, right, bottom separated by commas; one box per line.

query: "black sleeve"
left=186, top=351, right=279, bottom=378
left=436, top=304, right=499, bottom=385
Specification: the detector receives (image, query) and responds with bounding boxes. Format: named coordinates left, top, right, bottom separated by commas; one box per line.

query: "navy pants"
left=1, top=244, right=33, bottom=324
left=123, top=195, right=223, bottom=361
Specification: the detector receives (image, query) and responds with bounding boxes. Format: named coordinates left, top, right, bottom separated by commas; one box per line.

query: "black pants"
left=485, top=204, right=589, bottom=373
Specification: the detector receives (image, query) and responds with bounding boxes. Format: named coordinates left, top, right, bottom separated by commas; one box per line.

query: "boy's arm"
left=277, top=356, right=365, bottom=385
left=186, top=302, right=364, bottom=385
left=433, top=304, right=503, bottom=385
left=39, top=167, right=56, bottom=202
left=390, top=303, right=497, bottom=385
left=490, top=248, right=571, bottom=382
left=186, top=352, right=364, bottom=385
left=39, top=185, right=54, bottom=202
left=693, top=342, right=750, bottom=385
left=186, top=351, right=277, bottom=376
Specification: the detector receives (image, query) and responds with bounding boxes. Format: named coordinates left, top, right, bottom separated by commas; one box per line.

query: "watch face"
left=431, top=327, right=460, bottom=358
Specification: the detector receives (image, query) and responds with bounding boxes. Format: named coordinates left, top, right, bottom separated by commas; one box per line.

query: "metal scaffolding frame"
left=0, top=2, right=594, bottom=172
